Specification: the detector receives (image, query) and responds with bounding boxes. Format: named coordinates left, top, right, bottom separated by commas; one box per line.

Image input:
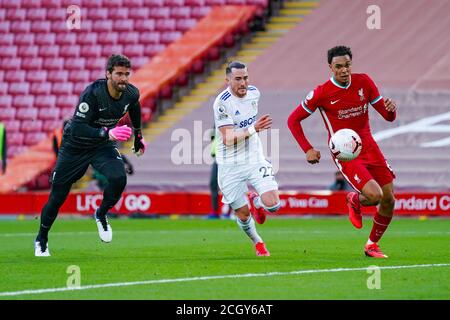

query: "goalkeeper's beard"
left=112, top=80, right=128, bottom=92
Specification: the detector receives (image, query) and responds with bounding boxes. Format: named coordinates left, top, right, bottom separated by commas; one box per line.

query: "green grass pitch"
left=0, top=216, right=449, bottom=300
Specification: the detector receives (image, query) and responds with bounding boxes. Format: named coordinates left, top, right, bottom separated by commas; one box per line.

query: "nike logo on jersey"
left=330, top=100, right=340, bottom=104
left=99, top=107, right=107, bottom=111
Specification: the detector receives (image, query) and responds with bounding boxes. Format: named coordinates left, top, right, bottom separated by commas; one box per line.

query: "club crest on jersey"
left=358, top=88, right=365, bottom=101
left=78, top=102, right=89, bottom=113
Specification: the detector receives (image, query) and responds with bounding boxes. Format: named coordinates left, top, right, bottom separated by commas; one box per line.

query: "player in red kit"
left=287, top=46, right=398, bottom=258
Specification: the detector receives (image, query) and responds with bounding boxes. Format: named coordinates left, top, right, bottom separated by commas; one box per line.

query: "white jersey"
left=213, top=86, right=266, bottom=165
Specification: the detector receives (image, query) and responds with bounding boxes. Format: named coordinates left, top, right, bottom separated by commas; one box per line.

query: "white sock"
left=237, top=216, right=262, bottom=244
left=253, top=196, right=262, bottom=209
left=367, top=239, right=375, bottom=245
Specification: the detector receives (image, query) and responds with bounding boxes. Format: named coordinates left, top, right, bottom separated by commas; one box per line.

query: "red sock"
left=352, top=193, right=361, bottom=209
left=369, top=212, right=392, bottom=243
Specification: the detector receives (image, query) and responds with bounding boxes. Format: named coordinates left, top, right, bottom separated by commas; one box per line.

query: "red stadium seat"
left=60, top=107, right=75, bottom=119
left=2, top=58, right=22, bottom=70
left=34, top=33, right=55, bottom=46
left=0, top=108, right=16, bottom=121
left=64, top=57, right=86, bottom=70
left=0, top=95, right=13, bottom=107
left=9, top=82, right=30, bottom=95
left=87, top=8, right=108, bottom=20
left=30, top=83, right=52, bottom=95
left=14, top=33, right=34, bottom=45
left=81, top=0, right=102, bottom=7
left=56, top=95, right=79, bottom=109
left=35, top=95, right=57, bottom=109
left=128, top=7, right=149, bottom=19
left=7, top=133, right=25, bottom=147
left=114, top=20, right=134, bottom=32
left=102, top=0, right=123, bottom=7
left=204, top=0, right=225, bottom=5
left=73, top=82, right=88, bottom=95
left=39, top=45, right=59, bottom=58
left=190, top=6, right=211, bottom=18
left=86, top=57, right=106, bottom=70
left=0, top=70, right=3, bottom=82
left=97, top=32, right=119, bottom=45
left=27, top=8, right=47, bottom=21
left=118, top=32, right=140, bottom=45
left=166, top=0, right=185, bottom=7
left=21, top=120, right=44, bottom=133
left=6, top=9, right=26, bottom=21
left=0, top=34, right=14, bottom=45
left=131, top=57, right=149, bottom=69
left=143, top=44, right=165, bottom=56
left=143, top=0, right=164, bottom=7
left=134, top=19, right=156, bottom=32
left=3, top=120, right=21, bottom=133
left=2, top=1, right=20, bottom=9
left=21, top=0, right=42, bottom=8
left=155, top=19, right=176, bottom=31
left=108, top=8, right=129, bottom=19
left=24, top=132, right=48, bottom=146
left=17, top=45, right=38, bottom=57
left=0, top=46, right=17, bottom=58
left=80, top=45, right=102, bottom=57
left=89, top=70, right=104, bottom=81
left=123, top=44, right=144, bottom=57
left=59, top=45, right=80, bottom=58
left=176, top=18, right=197, bottom=31
left=0, top=82, right=7, bottom=93
left=160, top=31, right=182, bottom=44
left=26, top=70, right=47, bottom=83
left=185, top=0, right=205, bottom=6
left=77, top=32, right=97, bottom=45
left=31, top=21, right=51, bottom=33
left=139, top=32, right=160, bottom=44
left=13, top=95, right=34, bottom=109
left=0, top=21, right=10, bottom=33
left=15, top=107, right=38, bottom=120
left=92, top=20, right=113, bottom=32
left=41, top=0, right=61, bottom=8
left=21, top=57, right=43, bottom=70
left=170, top=7, right=191, bottom=19
left=124, top=0, right=144, bottom=7
left=44, top=57, right=64, bottom=70
left=38, top=108, right=61, bottom=120
left=149, top=7, right=170, bottom=19
left=102, top=44, right=123, bottom=57
left=43, top=120, right=63, bottom=133
left=47, top=8, right=66, bottom=21
left=55, top=33, right=77, bottom=45
left=69, top=70, right=90, bottom=83
left=52, top=83, right=73, bottom=95
left=6, top=70, right=26, bottom=82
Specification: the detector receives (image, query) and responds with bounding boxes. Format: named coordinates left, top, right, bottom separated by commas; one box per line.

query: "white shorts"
left=218, top=159, right=278, bottom=210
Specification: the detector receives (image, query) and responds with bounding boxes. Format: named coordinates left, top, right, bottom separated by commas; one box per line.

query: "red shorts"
left=332, top=143, right=395, bottom=193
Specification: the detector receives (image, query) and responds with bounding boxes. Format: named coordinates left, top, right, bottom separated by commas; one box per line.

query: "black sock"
left=37, top=224, right=50, bottom=242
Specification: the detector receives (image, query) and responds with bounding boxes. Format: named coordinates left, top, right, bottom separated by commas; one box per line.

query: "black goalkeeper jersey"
left=63, top=79, right=141, bottom=149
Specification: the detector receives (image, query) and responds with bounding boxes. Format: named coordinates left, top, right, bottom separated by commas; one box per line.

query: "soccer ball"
left=329, top=129, right=362, bottom=161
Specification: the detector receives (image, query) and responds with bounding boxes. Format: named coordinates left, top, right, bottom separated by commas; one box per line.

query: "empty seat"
left=0, top=95, right=13, bottom=107
left=143, top=44, right=165, bottom=56
left=13, top=95, right=34, bottom=109
left=128, top=7, right=149, bottom=19
left=0, top=45, right=17, bottom=58
left=176, top=18, right=197, bottom=31
left=97, top=32, right=118, bottom=45
left=39, top=45, right=59, bottom=57
left=131, top=57, right=149, bottom=69
left=86, top=57, right=106, bottom=70
left=80, top=45, right=102, bottom=57
left=118, top=32, right=139, bottom=45
left=3, top=120, right=21, bottom=133
left=60, top=107, right=75, bottom=119
left=89, top=70, right=104, bottom=81
left=92, top=20, right=113, bottom=32
left=41, top=0, right=61, bottom=8
left=155, top=19, right=176, bottom=31
left=204, top=0, right=225, bottom=4
left=143, top=0, right=164, bottom=7
left=102, top=44, right=123, bottom=56
left=59, top=45, right=80, bottom=57
left=38, top=108, right=61, bottom=120
left=123, top=44, right=144, bottom=57
left=26, top=70, right=47, bottom=83
left=160, top=31, right=182, bottom=44
left=190, top=6, right=211, bottom=18
left=102, top=0, right=123, bottom=7
left=16, top=107, right=38, bottom=120
left=51, top=20, right=69, bottom=33
left=114, top=19, right=134, bottom=32
left=77, top=32, right=97, bottom=45
left=18, top=45, right=38, bottom=57
left=108, top=8, right=129, bottom=19
left=21, top=0, right=42, bottom=8
left=21, top=57, right=43, bottom=70
left=43, top=120, right=63, bottom=133
left=73, top=82, right=88, bottom=95
left=69, top=70, right=90, bottom=83
left=9, top=82, right=30, bottom=95
left=81, top=0, right=102, bottom=7
left=27, top=8, right=47, bottom=21
left=56, top=94, right=79, bottom=109
left=30, top=83, right=52, bottom=95
left=21, top=120, right=44, bottom=133
left=2, top=1, right=20, bottom=9
left=0, top=34, right=14, bottom=45
left=0, top=21, right=10, bottom=33
left=52, top=83, right=73, bottom=95
left=7, top=132, right=25, bottom=147
left=185, top=0, right=205, bottom=6
left=6, top=9, right=27, bottom=21
left=14, top=33, right=34, bottom=45
left=24, top=132, right=48, bottom=146
left=34, top=94, right=57, bottom=108
left=139, top=32, right=161, bottom=44
left=64, top=57, right=86, bottom=70
left=0, top=82, right=7, bottom=93
left=170, top=7, right=191, bottom=19
left=47, top=70, right=68, bottom=82
left=0, top=108, right=16, bottom=121
left=34, top=33, right=55, bottom=46
left=87, top=8, right=108, bottom=20
left=6, top=70, right=26, bottom=82
left=149, top=7, right=170, bottom=19
left=31, top=21, right=51, bottom=33
left=166, top=0, right=185, bottom=7
left=44, top=57, right=64, bottom=70
left=55, top=33, right=77, bottom=45
left=47, top=8, right=66, bottom=21
left=2, top=58, right=22, bottom=70
left=134, top=19, right=156, bottom=32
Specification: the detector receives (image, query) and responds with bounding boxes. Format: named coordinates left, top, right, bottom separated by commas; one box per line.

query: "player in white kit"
left=213, top=61, right=281, bottom=256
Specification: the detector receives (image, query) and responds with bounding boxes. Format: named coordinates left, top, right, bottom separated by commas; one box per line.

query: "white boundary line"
left=1, top=263, right=449, bottom=297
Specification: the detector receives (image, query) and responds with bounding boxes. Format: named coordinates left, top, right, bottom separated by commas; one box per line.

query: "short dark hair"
left=226, top=61, right=247, bottom=75
left=327, top=46, right=352, bottom=64
left=106, top=54, right=131, bottom=73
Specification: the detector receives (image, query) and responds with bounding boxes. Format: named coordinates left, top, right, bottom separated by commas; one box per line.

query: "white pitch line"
left=1, top=263, right=449, bottom=297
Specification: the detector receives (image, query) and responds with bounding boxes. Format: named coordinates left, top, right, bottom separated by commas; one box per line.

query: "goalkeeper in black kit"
left=35, top=54, right=147, bottom=257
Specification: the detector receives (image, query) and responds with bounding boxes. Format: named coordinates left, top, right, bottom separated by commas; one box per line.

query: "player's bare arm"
left=220, top=114, right=272, bottom=146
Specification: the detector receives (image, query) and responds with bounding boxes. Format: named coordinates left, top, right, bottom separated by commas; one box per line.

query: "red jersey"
left=288, top=73, right=396, bottom=154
